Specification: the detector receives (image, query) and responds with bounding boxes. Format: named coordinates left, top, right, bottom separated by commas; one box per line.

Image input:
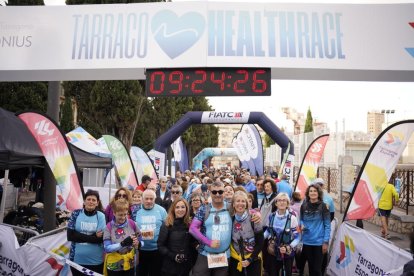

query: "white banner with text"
left=0, top=3, right=413, bottom=81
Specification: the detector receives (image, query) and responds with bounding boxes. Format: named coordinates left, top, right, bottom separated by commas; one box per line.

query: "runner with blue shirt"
left=67, top=189, right=106, bottom=275
left=276, top=174, right=293, bottom=199
left=190, top=181, right=233, bottom=276
left=135, top=189, right=167, bottom=276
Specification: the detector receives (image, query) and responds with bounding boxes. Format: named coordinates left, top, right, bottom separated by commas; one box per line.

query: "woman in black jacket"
left=157, top=198, right=194, bottom=276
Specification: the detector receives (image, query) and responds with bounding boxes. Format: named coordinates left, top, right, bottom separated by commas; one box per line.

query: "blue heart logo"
left=151, top=10, right=205, bottom=59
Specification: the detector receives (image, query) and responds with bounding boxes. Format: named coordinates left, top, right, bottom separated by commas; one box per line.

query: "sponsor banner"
left=243, top=124, right=264, bottom=176
left=171, top=136, right=189, bottom=171
left=0, top=225, right=67, bottom=276
left=130, top=146, right=158, bottom=186
left=66, top=126, right=111, bottom=157
left=0, top=3, right=414, bottom=83
left=346, top=121, right=414, bottom=220
left=18, top=112, right=83, bottom=211
left=201, top=112, right=250, bottom=124
left=327, top=222, right=411, bottom=276
left=232, top=139, right=249, bottom=170
left=192, top=148, right=237, bottom=170
left=148, top=149, right=166, bottom=178
left=295, top=134, right=330, bottom=197
left=30, top=230, right=70, bottom=259
left=236, top=131, right=256, bottom=174
left=280, top=154, right=294, bottom=184
left=103, top=135, right=138, bottom=189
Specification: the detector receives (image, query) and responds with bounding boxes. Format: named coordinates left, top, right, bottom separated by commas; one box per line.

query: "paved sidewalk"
left=335, top=211, right=412, bottom=252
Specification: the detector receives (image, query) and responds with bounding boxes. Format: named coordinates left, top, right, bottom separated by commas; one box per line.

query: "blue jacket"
left=300, top=201, right=331, bottom=246
left=277, top=180, right=293, bottom=198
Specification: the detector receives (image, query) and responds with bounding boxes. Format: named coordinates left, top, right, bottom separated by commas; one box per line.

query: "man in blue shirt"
left=189, top=181, right=233, bottom=276
left=276, top=174, right=293, bottom=199
left=136, top=189, right=167, bottom=276
left=243, top=174, right=256, bottom=193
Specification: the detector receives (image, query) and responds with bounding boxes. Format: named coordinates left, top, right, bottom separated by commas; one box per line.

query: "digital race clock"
left=145, top=68, right=271, bottom=97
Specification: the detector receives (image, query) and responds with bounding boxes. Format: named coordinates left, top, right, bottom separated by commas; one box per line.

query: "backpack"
left=106, top=219, right=137, bottom=233
left=203, top=202, right=232, bottom=222
left=267, top=211, right=295, bottom=259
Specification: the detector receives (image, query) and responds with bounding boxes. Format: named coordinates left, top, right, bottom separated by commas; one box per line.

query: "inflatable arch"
left=193, top=148, right=238, bottom=171
left=154, top=111, right=294, bottom=165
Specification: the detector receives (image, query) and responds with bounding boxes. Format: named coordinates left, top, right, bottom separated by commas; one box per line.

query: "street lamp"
left=381, top=109, right=395, bottom=126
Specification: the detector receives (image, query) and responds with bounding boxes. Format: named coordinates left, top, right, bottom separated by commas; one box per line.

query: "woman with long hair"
left=157, top=198, right=194, bottom=276
left=105, top=188, right=132, bottom=223
left=67, top=189, right=106, bottom=275
left=298, top=184, right=331, bottom=276
left=229, top=191, right=264, bottom=276
left=264, top=193, right=300, bottom=276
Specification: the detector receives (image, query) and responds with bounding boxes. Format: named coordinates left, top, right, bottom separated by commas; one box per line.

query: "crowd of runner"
left=67, top=167, right=331, bottom=276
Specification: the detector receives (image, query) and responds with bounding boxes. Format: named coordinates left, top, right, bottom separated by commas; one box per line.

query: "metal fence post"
left=407, top=170, right=410, bottom=215
left=328, top=168, right=331, bottom=193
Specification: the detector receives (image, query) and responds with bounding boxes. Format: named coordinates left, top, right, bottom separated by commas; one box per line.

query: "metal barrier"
left=28, top=226, right=103, bottom=276
left=0, top=222, right=39, bottom=246
left=26, top=225, right=66, bottom=243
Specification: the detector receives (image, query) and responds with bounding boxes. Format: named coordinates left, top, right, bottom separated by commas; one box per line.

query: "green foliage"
left=6, top=0, right=43, bottom=5
left=264, top=133, right=275, bottom=147
left=304, top=107, right=314, bottom=133
left=0, top=0, right=47, bottom=113
left=60, top=96, right=74, bottom=133
left=0, top=82, right=48, bottom=113
left=63, top=80, right=145, bottom=149
left=133, top=97, right=219, bottom=164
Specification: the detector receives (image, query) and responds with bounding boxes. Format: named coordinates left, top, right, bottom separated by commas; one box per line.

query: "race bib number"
left=141, top=230, right=154, bottom=240
left=207, top=252, right=228, bottom=268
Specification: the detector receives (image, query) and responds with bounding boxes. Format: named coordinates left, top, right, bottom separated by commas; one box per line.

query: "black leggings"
left=106, top=267, right=137, bottom=276
left=266, top=255, right=293, bottom=276
left=229, top=257, right=262, bottom=276
left=138, top=250, right=162, bottom=276
left=299, top=244, right=323, bottom=276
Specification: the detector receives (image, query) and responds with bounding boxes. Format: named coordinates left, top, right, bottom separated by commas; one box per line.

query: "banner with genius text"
left=345, top=121, right=414, bottom=220
left=295, top=134, right=330, bottom=197
left=18, top=112, right=83, bottom=211
left=103, top=135, right=139, bottom=189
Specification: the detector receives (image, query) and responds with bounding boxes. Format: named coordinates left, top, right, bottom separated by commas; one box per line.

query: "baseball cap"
left=223, top=178, right=231, bottom=185
left=270, top=172, right=278, bottom=179
left=312, top=178, right=325, bottom=186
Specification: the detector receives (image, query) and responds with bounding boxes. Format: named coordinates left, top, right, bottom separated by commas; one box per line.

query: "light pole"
left=381, top=109, right=395, bottom=126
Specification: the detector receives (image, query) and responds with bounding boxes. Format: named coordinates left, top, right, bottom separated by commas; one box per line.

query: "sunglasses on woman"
left=116, top=194, right=127, bottom=199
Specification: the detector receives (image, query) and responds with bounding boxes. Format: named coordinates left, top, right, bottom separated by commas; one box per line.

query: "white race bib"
left=141, top=230, right=154, bottom=240
left=207, top=252, right=228, bottom=268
